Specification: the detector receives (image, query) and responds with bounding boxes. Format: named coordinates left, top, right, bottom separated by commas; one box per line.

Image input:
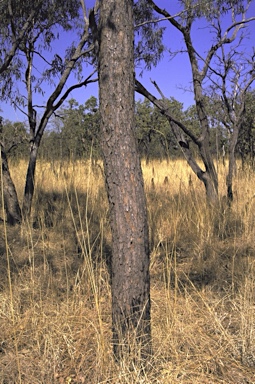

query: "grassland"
left=0, top=158, right=255, bottom=383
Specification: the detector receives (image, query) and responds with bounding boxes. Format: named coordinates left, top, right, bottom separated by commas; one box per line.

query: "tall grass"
left=0, top=158, right=255, bottom=383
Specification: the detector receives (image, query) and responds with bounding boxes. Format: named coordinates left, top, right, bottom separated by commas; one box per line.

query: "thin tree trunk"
left=171, top=121, right=218, bottom=202
left=98, top=0, right=151, bottom=362
left=135, top=79, right=219, bottom=204
left=226, top=125, right=239, bottom=202
left=22, top=143, right=38, bottom=219
left=0, top=148, right=22, bottom=225
left=199, top=142, right=218, bottom=203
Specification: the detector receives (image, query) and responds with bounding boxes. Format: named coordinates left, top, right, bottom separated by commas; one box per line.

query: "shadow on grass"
left=0, top=186, right=112, bottom=293
left=148, top=190, right=255, bottom=293
left=1, top=186, right=254, bottom=295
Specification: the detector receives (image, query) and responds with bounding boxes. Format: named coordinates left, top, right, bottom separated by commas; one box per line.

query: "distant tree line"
left=2, top=92, right=255, bottom=166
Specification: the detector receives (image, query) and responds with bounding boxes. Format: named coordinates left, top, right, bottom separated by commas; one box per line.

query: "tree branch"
left=135, top=79, right=200, bottom=146
left=135, top=9, right=186, bottom=28
left=53, top=69, right=98, bottom=111
left=147, top=0, right=185, bottom=32
left=135, top=79, right=206, bottom=179
left=0, top=6, right=39, bottom=74
left=200, top=11, right=255, bottom=80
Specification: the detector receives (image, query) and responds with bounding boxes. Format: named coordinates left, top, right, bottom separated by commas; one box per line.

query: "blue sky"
left=1, top=0, right=255, bottom=123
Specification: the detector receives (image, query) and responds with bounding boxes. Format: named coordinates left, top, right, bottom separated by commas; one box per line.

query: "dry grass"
left=1, top=158, right=255, bottom=383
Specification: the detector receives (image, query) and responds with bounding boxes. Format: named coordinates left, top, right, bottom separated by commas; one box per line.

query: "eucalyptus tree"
left=58, top=99, right=88, bottom=161
left=0, top=0, right=55, bottom=224
left=55, top=96, right=99, bottom=161
left=135, top=0, right=255, bottom=203
left=136, top=98, right=163, bottom=161
left=184, top=101, right=227, bottom=162
left=207, top=42, right=255, bottom=201
left=0, top=0, right=42, bottom=78
left=135, top=98, right=184, bottom=161
left=0, top=119, right=28, bottom=160
left=82, top=96, right=100, bottom=161
left=0, top=0, right=98, bottom=223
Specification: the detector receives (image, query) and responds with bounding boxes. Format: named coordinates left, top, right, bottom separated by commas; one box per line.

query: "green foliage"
left=7, top=91, right=253, bottom=164
left=179, top=0, right=248, bottom=20
left=0, top=0, right=80, bottom=50
left=134, top=0, right=165, bottom=72
left=0, top=118, right=28, bottom=159
left=135, top=97, right=184, bottom=160
left=39, top=96, right=187, bottom=162
left=237, top=91, right=255, bottom=164
left=184, top=99, right=228, bottom=156
left=19, top=95, right=234, bottom=163
left=0, top=0, right=82, bottom=102
left=41, top=97, right=100, bottom=162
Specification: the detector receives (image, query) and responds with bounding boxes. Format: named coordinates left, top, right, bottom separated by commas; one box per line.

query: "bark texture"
left=226, top=125, right=239, bottom=202
left=22, top=143, right=38, bottom=219
left=1, top=149, right=22, bottom=225
left=98, top=0, right=151, bottom=361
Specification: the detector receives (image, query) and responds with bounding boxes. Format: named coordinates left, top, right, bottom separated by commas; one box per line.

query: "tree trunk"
left=135, top=79, right=219, bottom=205
left=199, top=141, right=219, bottom=203
left=98, top=0, right=151, bottom=362
left=0, top=148, right=22, bottom=225
left=22, top=143, right=38, bottom=219
left=226, top=125, right=239, bottom=202
left=183, top=29, right=219, bottom=203
left=171, top=120, right=218, bottom=203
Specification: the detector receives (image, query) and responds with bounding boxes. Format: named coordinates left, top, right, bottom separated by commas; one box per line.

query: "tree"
left=237, top=90, right=255, bottom=167
left=0, top=0, right=41, bottom=77
left=185, top=100, right=228, bottom=162
left=59, top=99, right=88, bottom=161
left=0, top=0, right=48, bottom=225
left=1, top=0, right=165, bottom=223
left=207, top=41, right=255, bottom=201
left=0, top=119, right=28, bottom=160
left=0, top=0, right=98, bottom=223
left=20, top=1, right=98, bottom=219
left=135, top=98, right=183, bottom=161
left=0, top=117, right=23, bottom=224
left=98, top=0, right=151, bottom=362
left=136, top=0, right=255, bottom=203
left=80, top=96, right=101, bottom=164
left=53, top=97, right=100, bottom=162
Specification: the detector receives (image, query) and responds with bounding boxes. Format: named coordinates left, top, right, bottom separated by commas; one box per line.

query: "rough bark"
left=98, top=0, right=151, bottom=361
left=22, top=143, right=38, bottom=219
left=0, top=148, right=22, bottom=225
left=226, top=124, right=238, bottom=202
left=199, top=139, right=218, bottom=203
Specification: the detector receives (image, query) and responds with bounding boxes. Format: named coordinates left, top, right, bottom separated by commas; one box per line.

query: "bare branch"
left=80, top=0, right=89, bottom=24
left=147, top=0, right=185, bottom=32
left=200, top=10, right=255, bottom=80
left=135, top=78, right=200, bottom=146
left=45, top=37, right=94, bottom=112
left=53, top=69, right=98, bottom=111
left=135, top=9, right=186, bottom=28
left=135, top=78, right=206, bottom=179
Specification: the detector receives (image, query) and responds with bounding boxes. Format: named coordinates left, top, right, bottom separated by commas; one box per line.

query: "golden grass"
left=0, top=158, right=255, bottom=383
